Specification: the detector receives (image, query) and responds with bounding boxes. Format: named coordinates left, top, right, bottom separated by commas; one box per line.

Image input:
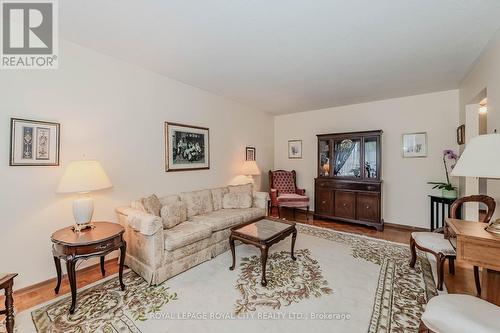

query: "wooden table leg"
left=260, top=246, right=269, bottom=286
left=481, top=268, right=500, bottom=306
left=229, top=236, right=236, bottom=270
left=4, top=280, right=14, bottom=333
left=291, top=229, right=297, bottom=261
left=100, top=256, right=106, bottom=277
left=119, top=241, right=127, bottom=291
left=66, top=258, right=77, bottom=314
left=53, top=256, right=62, bottom=294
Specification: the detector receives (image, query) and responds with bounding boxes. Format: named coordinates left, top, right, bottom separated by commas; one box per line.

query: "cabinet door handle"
left=342, top=203, right=347, bottom=207
left=322, top=201, right=326, bottom=204
left=366, top=205, right=370, bottom=209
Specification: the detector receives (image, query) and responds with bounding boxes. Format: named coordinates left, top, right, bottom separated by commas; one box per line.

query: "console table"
left=429, top=195, right=460, bottom=231
left=51, top=222, right=126, bottom=314
left=0, top=273, right=17, bottom=333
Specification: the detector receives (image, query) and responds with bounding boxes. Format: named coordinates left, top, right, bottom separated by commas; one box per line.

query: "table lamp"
left=57, top=160, right=112, bottom=232
left=241, top=160, right=261, bottom=184
left=451, top=133, right=500, bottom=234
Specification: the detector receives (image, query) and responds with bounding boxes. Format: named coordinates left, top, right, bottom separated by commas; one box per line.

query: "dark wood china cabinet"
left=315, top=130, right=383, bottom=230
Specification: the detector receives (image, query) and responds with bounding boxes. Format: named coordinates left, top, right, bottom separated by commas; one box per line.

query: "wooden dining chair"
left=409, top=195, right=496, bottom=293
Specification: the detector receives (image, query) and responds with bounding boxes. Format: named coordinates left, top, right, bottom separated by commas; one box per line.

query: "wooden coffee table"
left=51, top=222, right=126, bottom=314
left=229, top=218, right=297, bottom=286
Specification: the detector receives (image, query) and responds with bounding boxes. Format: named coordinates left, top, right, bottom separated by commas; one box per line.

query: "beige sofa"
left=115, top=185, right=269, bottom=285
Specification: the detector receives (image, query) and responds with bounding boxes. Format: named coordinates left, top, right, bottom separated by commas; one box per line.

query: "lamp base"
left=72, top=223, right=95, bottom=233
left=73, top=195, right=94, bottom=224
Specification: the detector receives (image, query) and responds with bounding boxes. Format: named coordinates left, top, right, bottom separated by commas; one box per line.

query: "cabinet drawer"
left=334, top=191, right=356, bottom=219
left=315, top=189, right=333, bottom=214
left=315, top=179, right=380, bottom=192
left=357, top=193, right=380, bottom=223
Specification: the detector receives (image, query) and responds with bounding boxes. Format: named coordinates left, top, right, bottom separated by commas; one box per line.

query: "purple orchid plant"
left=428, top=149, right=459, bottom=191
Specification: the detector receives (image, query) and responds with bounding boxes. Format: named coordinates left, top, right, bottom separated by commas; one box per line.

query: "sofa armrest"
left=115, top=206, right=164, bottom=269
left=253, top=192, right=270, bottom=211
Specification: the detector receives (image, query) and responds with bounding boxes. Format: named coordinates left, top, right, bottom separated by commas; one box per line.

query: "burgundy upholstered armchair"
left=268, top=170, right=310, bottom=219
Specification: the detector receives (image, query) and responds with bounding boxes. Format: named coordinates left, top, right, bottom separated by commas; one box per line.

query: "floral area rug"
left=17, top=224, right=437, bottom=333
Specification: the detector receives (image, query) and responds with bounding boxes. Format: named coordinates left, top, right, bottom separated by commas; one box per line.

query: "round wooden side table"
left=51, top=221, right=126, bottom=314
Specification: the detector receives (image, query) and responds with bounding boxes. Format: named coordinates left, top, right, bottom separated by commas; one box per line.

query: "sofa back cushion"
left=223, top=192, right=252, bottom=209
left=159, top=195, right=187, bottom=229
left=180, top=189, right=214, bottom=218
left=211, top=187, right=229, bottom=211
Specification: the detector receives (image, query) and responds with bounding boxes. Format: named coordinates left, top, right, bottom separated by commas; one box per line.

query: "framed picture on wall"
left=245, top=147, right=256, bottom=161
left=457, top=124, right=465, bottom=145
left=288, top=140, right=302, bottom=159
left=165, top=122, right=210, bottom=172
left=402, top=132, right=427, bottom=158
left=10, top=118, right=60, bottom=166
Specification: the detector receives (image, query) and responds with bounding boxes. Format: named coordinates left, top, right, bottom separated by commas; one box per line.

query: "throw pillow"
left=228, top=183, right=253, bottom=196
left=160, top=200, right=187, bottom=229
left=142, top=194, right=162, bottom=217
left=211, top=187, right=229, bottom=211
left=223, top=192, right=252, bottom=209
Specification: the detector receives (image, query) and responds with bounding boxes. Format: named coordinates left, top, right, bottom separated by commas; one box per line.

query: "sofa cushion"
left=160, top=197, right=187, bottom=229
left=228, top=183, right=253, bottom=196
left=211, top=187, right=229, bottom=211
left=180, top=189, right=214, bottom=218
left=163, top=222, right=212, bottom=251
left=190, top=209, right=244, bottom=232
left=223, top=192, right=252, bottom=209
left=238, top=207, right=265, bottom=222
left=142, top=194, right=162, bottom=216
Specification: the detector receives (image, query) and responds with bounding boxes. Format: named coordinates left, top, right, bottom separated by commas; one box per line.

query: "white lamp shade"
left=57, top=160, right=113, bottom=193
left=451, top=134, right=500, bottom=179
left=241, top=160, right=261, bottom=176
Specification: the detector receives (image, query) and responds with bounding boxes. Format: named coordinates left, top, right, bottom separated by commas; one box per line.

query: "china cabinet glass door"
left=364, top=137, right=379, bottom=179
left=319, top=139, right=331, bottom=176
left=333, top=138, right=361, bottom=178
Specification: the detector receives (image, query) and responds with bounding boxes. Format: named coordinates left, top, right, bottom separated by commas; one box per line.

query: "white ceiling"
left=60, top=0, right=500, bottom=114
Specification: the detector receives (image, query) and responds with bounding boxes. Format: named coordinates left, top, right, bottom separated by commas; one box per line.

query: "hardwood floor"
left=1, top=209, right=477, bottom=319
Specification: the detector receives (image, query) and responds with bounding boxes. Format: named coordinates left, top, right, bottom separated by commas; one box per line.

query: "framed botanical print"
left=288, top=140, right=302, bottom=159
left=245, top=147, right=256, bottom=161
left=10, top=118, right=60, bottom=166
left=402, top=132, right=427, bottom=158
left=165, top=122, right=210, bottom=172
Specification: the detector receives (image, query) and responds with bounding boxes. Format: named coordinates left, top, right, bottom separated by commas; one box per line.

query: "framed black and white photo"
left=402, top=132, right=427, bottom=158
left=165, top=122, right=210, bottom=171
left=10, top=118, right=60, bottom=166
left=288, top=140, right=302, bottom=159
left=245, top=147, right=256, bottom=161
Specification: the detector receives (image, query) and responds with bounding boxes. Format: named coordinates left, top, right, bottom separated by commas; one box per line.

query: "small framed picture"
left=457, top=124, right=465, bottom=145
left=165, top=122, right=210, bottom=172
left=288, top=140, right=302, bottom=159
left=402, top=132, right=427, bottom=158
left=10, top=118, right=60, bottom=166
left=245, top=147, right=256, bottom=161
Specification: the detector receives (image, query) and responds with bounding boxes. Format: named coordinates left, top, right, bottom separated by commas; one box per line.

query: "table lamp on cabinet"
left=57, top=160, right=112, bottom=232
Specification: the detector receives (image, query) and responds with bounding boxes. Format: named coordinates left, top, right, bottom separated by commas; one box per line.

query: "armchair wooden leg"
left=474, top=266, right=481, bottom=296
left=278, top=206, right=281, bottom=218
left=448, top=258, right=455, bottom=275
left=436, top=253, right=446, bottom=291
left=409, top=236, right=417, bottom=268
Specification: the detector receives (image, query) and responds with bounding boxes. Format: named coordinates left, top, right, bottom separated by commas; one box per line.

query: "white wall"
left=274, top=90, right=459, bottom=229
left=459, top=28, right=500, bottom=221
left=0, top=41, right=274, bottom=289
